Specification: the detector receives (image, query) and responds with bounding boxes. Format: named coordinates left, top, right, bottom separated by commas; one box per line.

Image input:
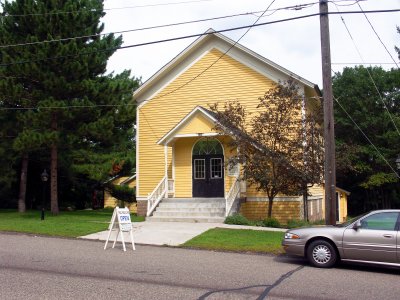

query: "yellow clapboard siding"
left=339, top=193, right=348, bottom=222
left=138, top=48, right=274, bottom=197
left=240, top=201, right=301, bottom=224
left=174, top=137, right=195, bottom=197
left=177, top=113, right=215, bottom=135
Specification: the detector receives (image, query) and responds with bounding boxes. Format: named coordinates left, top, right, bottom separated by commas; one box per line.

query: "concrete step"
left=162, top=198, right=225, bottom=203
left=158, top=203, right=225, bottom=209
left=149, top=197, right=227, bottom=223
left=156, top=207, right=225, bottom=213
left=147, top=216, right=226, bottom=223
left=153, top=211, right=225, bottom=217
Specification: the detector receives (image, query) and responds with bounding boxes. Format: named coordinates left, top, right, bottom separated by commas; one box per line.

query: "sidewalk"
left=80, top=221, right=286, bottom=246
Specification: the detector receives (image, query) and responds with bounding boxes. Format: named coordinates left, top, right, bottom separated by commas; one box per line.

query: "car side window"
left=359, top=212, right=399, bottom=231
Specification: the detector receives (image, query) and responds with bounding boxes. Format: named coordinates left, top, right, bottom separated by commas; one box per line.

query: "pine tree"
left=0, top=0, right=139, bottom=213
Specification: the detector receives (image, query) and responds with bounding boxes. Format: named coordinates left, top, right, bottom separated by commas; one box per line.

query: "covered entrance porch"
left=144, top=107, right=242, bottom=221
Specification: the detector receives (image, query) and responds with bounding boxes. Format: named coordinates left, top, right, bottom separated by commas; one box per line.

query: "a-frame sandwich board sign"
left=104, top=206, right=135, bottom=251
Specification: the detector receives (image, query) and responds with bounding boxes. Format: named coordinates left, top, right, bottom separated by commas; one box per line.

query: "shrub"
left=107, top=184, right=136, bottom=203
left=224, top=214, right=251, bottom=225
left=286, top=219, right=309, bottom=229
left=262, top=217, right=281, bottom=228
left=286, top=218, right=326, bottom=229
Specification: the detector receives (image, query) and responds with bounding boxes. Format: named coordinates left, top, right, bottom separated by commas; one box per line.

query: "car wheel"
left=306, top=240, right=338, bottom=268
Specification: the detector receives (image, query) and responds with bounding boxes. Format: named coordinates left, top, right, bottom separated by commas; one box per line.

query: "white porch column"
left=164, top=145, right=168, bottom=199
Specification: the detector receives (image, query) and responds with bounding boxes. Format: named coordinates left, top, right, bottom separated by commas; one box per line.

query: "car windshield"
left=335, top=212, right=370, bottom=227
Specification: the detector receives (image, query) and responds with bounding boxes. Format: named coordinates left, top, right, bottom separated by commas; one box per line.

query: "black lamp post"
left=41, top=169, right=48, bottom=220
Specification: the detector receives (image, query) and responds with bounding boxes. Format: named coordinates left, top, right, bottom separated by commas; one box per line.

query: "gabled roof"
left=134, top=28, right=320, bottom=105
left=157, top=106, right=218, bottom=145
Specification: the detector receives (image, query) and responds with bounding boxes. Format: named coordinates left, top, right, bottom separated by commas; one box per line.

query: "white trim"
left=134, top=29, right=318, bottom=106
left=336, top=192, right=341, bottom=222
left=193, top=159, right=206, bottom=179
left=136, top=109, right=140, bottom=197
left=210, top=157, right=223, bottom=179
left=157, top=106, right=218, bottom=145
left=120, top=174, right=136, bottom=185
left=191, top=137, right=226, bottom=157
left=164, top=145, right=168, bottom=198
left=136, top=50, right=211, bottom=109
left=172, top=145, right=175, bottom=183
left=174, top=133, right=219, bottom=139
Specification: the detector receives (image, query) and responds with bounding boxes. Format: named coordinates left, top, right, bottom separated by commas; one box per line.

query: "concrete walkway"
left=80, top=221, right=286, bottom=246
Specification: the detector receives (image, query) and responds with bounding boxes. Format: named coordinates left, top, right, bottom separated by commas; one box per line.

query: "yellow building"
left=104, top=175, right=137, bottom=212
left=133, top=29, right=347, bottom=223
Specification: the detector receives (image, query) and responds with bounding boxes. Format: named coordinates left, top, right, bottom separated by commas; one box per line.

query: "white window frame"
left=194, top=159, right=206, bottom=179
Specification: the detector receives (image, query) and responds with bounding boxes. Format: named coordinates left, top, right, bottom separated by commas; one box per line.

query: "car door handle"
left=383, top=234, right=393, bottom=238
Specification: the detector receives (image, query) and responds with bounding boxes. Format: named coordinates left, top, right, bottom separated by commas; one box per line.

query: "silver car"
left=282, top=209, right=400, bottom=268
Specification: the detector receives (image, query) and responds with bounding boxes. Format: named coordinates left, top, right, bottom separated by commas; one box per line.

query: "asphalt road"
left=0, top=233, right=399, bottom=300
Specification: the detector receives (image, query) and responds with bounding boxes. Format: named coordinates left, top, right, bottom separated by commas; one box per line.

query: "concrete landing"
left=80, top=221, right=286, bottom=246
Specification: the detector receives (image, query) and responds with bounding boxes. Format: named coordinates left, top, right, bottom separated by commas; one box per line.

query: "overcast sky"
left=102, top=0, right=400, bottom=87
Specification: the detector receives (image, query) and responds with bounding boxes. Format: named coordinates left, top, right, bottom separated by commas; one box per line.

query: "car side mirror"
left=353, top=221, right=361, bottom=230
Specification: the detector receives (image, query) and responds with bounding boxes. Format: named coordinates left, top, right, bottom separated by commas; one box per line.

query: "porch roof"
left=157, top=106, right=220, bottom=146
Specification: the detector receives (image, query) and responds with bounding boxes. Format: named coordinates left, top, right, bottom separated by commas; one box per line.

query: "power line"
left=0, top=10, right=281, bottom=49
left=333, top=95, right=400, bottom=179
left=0, top=102, right=137, bottom=111
left=332, top=62, right=399, bottom=65
left=332, top=0, right=365, bottom=7
left=0, top=0, right=365, bottom=18
left=0, top=2, right=322, bottom=49
left=334, top=6, right=400, bottom=137
left=151, top=0, right=278, bottom=101
left=0, top=0, right=214, bottom=17
left=1, top=9, right=399, bottom=68
left=356, top=1, right=399, bottom=68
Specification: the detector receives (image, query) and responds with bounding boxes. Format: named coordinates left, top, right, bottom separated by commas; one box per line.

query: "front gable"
left=157, top=106, right=218, bottom=146
left=134, top=29, right=319, bottom=107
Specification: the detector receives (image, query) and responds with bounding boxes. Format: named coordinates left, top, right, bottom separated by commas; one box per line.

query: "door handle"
left=383, top=234, right=393, bottom=238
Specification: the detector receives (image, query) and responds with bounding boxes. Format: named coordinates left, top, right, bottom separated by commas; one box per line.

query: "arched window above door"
left=192, top=138, right=223, bottom=155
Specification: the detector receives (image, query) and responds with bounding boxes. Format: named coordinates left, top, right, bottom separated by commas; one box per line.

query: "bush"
left=107, top=184, right=136, bottom=203
left=224, top=214, right=251, bottom=225
left=286, top=219, right=309, bottom=229
left=262, top=217, right=281, bottom=228
left=286, top=218, right=325, bottom=229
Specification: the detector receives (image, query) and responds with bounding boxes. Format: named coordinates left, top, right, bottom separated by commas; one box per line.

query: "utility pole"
left=319, top=0, right=336, bottom=225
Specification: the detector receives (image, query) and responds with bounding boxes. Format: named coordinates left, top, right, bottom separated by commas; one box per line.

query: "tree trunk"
left=303, top=189, right=309, bottom=222
left=18, top=153, right=29, bottom=213
left=50, top=113, right=59, bottom=215
left=267, top=197, right=274, bottom=218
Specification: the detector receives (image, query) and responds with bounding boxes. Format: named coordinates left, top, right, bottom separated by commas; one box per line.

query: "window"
left=210, top=158, right=222, bottom=179
left=227, top=162, right=239, bottom=177
left=194, top=159, right=205, bottom=179
left=193, top=138, right=223, bottom=155
left=360, top=212, right=399, bottom=231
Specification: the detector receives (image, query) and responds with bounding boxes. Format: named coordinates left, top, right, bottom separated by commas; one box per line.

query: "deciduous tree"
left=210, top=80, right=323, bottom=218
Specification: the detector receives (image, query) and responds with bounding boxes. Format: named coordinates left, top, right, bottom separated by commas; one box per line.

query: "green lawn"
left=0, top=209, right=144, bottom=237
left=182, top=228, right=285, bottom=254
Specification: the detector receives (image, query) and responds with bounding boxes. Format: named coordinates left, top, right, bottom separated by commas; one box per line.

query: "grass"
left=0, top=209, right=145, bottom=238
left=182, top=228, right=285, bottom=254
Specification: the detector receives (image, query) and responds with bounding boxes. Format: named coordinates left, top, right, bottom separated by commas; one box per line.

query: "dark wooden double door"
left=192, top=154, right=224, bottom=197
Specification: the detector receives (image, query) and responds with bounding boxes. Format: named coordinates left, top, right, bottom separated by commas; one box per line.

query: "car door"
left=397, top=229, right=400, bottom=263
left=342, top=211, right=399, bottom=263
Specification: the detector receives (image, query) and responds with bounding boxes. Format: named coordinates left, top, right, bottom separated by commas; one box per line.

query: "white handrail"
left=147, top=176, right=167, bottom=217
left=225, top=177, right=240, bottom=217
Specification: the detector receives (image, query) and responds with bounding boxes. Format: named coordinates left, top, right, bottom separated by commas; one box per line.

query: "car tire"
left=306, top=240, right=338, bottom=268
